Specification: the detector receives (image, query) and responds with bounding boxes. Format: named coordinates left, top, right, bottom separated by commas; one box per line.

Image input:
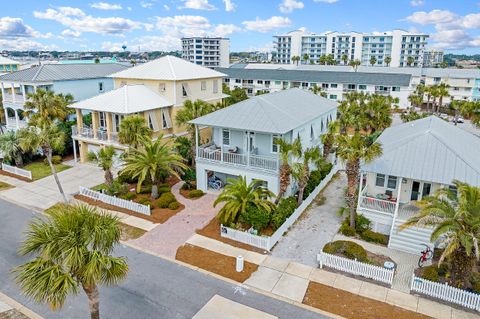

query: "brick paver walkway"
left=131, top=183, right=220, bottom=258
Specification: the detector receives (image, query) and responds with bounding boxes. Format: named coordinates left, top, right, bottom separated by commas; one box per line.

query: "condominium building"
left=422, top=50, right=444, bottom=67
left=181, top=37, right=230, bottom=68
left=273, top=29, right=429, bottom=67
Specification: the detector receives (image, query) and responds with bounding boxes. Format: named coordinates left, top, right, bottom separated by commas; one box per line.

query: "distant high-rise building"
left=273, top=29, right=429, bottom=67
left=422, top=49, right=444, bottom=67
left=181, top=37, right=230, bottom=68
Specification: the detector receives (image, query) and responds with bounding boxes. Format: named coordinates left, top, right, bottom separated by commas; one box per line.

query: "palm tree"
left=458, top=100, right=480, bottom=127
left=363, top=94, right=393, bottom=134
left=424, top=85, right=433, bottom=112
left=275, top=138, right=301, bottom=203
left=118, top=115, right=152, bottom=149
left=122, top=135, right=187, bottom=199
left=335, top=133, right=382, bottom=228
left=23, top=89, right=73, bottom=125
left=406, top=56, right=415, bottom=67
left=369, top=56, right=377, bottom=67
left=408, top=93, right=423, bottom=110
left=213, top=176, right=275, bottom=225
left=175, top=99, right=213, bottom=164
left=384, top=56, right=392, bottom=67
left=348, top=59, right=361, bottom=72
left=310, top=84, right=327, bottom=97
left=401, top=181, right=480, bottom=284
left=0, top=130, right=23, bottom=167
left=292, top=56, right=300, bottom=66
left=88, top=146, right=116, bottom=187
left=341, top=54, right=348, bottom=65
left=319, top=55, right=327, bottom=65
left=303, top=54, right=309, bottom=64
left=291, top=146, right=324, bottom=205
left=14, top=204, right=128, bottom=319
left=321, top=121, right=338, bottom=160
left=429, top=85, right=440, bottom=114
left=436, top=83, right=450, bottom=113
left=18, top=122, right=67, bottom=202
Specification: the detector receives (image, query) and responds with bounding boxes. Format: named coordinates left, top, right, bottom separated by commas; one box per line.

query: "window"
left=213, top=80, right=218, bottom=93
left=257, top=80, right=263, bottom=84
left=98, top=82, right=104, bottom=92
left=222, top=129, right=230, bottom=146
left=375, top=174, right=386, bottom=187
left=310, top=125, right=315, bottom=141
left=201, top=81, right=206, bottom=91
left=158, top=83, right=166, bottom=92
left=265, top=80, right=270, bottom=85
left=99, top=112, right=106, bottom=128
left=387, top=176, right=397, bottom=189
left=235, top=79, right=241, bottom=83
left=359, top=85, right=367, bottom=90
left=161, top=109, right=172, bottom=129
left=271, top=134, right=279, bottom=153
left=331, top=83, right=337, bottom=88
left=329, top=94, right=337, bottom=100
left=422, top=183, right=431, bottom=198
left=275, top=80, right=281, bottom=85
left=182, top=83, right=188, bottom=97
left=224, top=78, right=230, bottom=83
left=392, top=86, right=400, bottom=92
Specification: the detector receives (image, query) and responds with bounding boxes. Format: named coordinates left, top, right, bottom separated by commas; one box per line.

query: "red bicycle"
left=418, top=244, right=433, bottom=267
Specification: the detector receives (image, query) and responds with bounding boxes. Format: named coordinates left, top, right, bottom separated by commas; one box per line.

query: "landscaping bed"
left=0, top=181, right=14, bottom=190
left=303, top=282, right=431, bottom=319
left=323, top=240, right=395, bottom=268
left=0, top=170, right=32, bottom=182
left=338, top=214, right=390, bottom=246
left=179, top=187, right=205, bottom=200
left=175, top=243, right=258, bottom=282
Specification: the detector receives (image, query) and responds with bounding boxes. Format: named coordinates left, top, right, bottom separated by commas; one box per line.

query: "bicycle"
left=418, top=244, right=433, bottom=267
left=208, top=176, right=223, bottom=190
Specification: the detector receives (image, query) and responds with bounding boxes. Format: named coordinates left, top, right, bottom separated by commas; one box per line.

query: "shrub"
left=240, top=206, right=271, bottom=231
left=339, top=223, right=356, bottom=236
left=158, top=186, right=171, bottom=195
left=355, top=214, right=372, bottom=233
left=469, top=272, right=480, bottom=293
left=181, top=169, right=196, bottom=190
left=360, top=230, right=388, bottom=245
left=422, top=265, right=439, bottom=282
left=117, top=170, right=138, bottom=184
left=138, top=185, right=152, bottom=194
left=437, top=263, right=449, bottom=277
left=303, top=170, right=322, bottom=199
left=157, top=192, right=176, bottom=208
left=271, top=197, right=297, bottom=229
left=137, top=197, right=151, bottom=207
left=44, top=155, right=62, bottom=165
left=105, top=180, right=128, bottom=196
left=323, top=240, right=369, bottom=263
left=168, top=201, right=180, bottom=210
left=188, top=189, right=204, bottom=198
left=119, top=192, right=136, bottom=201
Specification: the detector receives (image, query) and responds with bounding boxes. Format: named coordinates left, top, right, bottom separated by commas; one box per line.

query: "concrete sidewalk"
left=0, top=291, right=43, bottom=319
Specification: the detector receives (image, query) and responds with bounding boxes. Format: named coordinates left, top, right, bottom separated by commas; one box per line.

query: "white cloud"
left=164, top=4, right=171, bottom=11
left=406, top=10, right=457, bottom=25
left=223, top=0, right=236, bottom=12
left=33, top=7, right=144, bottom=36
left=0, top=38, right=56, bottom=51
left=181, top=0, right=216, bottom=11
left=140, top=1, right=153, bottom=8
left=90, top=2, right=122, bottom=10
left=212, top=24, right=242, bottom=37
left=462, top=13, right=480, bottom=29
left=313, top=0, right=339, bottom=3
left=156, top=15, right=211, bottom=30
left=0, top=17, right=39, bottom=38
left=127, top=7, right=132, bottom=11
left=410, top=0, right=424, bottom=7
left=242, top=16, right=292, bottom=32
left=102, top=35, right=181, bottom=51
left=279, top=0, right=304, bottom=13
left=61, top=29, right=82, bottom=37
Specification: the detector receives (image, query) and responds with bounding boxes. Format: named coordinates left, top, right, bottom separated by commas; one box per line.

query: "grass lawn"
left=23, top=162, right=72, bottom=181
left=0, top=181, right=13, bottom=190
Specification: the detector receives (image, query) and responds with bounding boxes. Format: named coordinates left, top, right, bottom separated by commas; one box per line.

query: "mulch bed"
left=176, top=244, right=258, bottom=282
left=196, top=218, right=269, bottom=255
left=74, top=194, right=184, bottom=224
left=0, top=170, right=32, bottom=182
left=303, top=282, right=431, bottom=319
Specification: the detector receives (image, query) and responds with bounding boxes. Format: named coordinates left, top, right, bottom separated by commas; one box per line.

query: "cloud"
left=245, top=42, right=274, bottom=53
left=61, top=29, right=82, bottom=37
left=102, top=35, right=181, bottom=51
left=90, top=2, right=122, bottom=10
left=155, top=15, right=241, bottom=39
left=156, top=15, right=211, bottom=30
left=279, top=0, right=304, bottom=13
left=410, top=0, right=424, bottom=6
left=212, top=24, right=242, bottom=37
left=313, top=0, right=339, bottom=3
left=405, top=10, right=457, bottom=25
left=140, top=1, right=153, bottom=8
left=0, top=38, right=56, bottom=51
left=33, top=7, right=144, bottom=36
left=181, top=0, right=216, bottom=11
left=223, top=0, right=236, bottom=12
left=164, top=4, right=171, bottom=11
left=0, top=17, right=40, bottom=38
left=242, top=16, right=292, bottom=32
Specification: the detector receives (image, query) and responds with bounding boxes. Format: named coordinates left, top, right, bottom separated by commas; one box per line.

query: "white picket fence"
left=79, top=186, right=151, bottom=216
left=1, top=163, right=32, bottom=180
left=318, top=251, right=395, bottom=286
left=220, top=164, right=339, bottom=251
left=411, top=275, right=480, bottom=311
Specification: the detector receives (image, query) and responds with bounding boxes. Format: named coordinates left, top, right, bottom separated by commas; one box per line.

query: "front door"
left=411, top=181, right=420, bottom=201
left=244, top=132, right=255, bottom=153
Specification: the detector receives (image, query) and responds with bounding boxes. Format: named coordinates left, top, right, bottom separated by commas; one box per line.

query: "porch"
left=71, top=125, right=120, bottom=144
left=357, top=184, right=419, bottom=217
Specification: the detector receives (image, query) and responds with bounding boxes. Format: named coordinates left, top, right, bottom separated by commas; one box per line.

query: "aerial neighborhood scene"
left=1, top=1, right=480, bottom=319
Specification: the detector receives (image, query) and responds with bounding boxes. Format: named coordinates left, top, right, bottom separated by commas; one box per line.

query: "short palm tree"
left=303, top=54, right=309, bottom=64
left=436, top=83, right=450, bottom=112
left=291, top=146, right=324, bottom=205
left=408, top=93, right=423, bottom=109
left=321, top=121, right=339, bottom=159
left=18, top=121, right=67, bottom=202
left=88, top=146, right=116, bottom=187
left=406, top=56, right=415, bottom=66
left=0, top=130, right=23, bottom=167
left=275, top=138, right=301, bottom=203
left=348, top=59, right=361, bottom=72
left=122, top=135, right=187, bottom=199
left=363, top=94, right=393, bottom=134
left=384, top=56, right=392, bottom=67
left=401, top=181, right=480, bottom=284
left=370, top=56, right=377, bottom=66
left=175, top=99, right=213, bottom=164
left=14, top=204, right=128, bottom=319
left=214, top=176, right=275, bottom=225
left=118, top=115, right=152, bottom=148
left=341, top=54, right=348, bottom=65
left=24, top=89, right=73, bottom=125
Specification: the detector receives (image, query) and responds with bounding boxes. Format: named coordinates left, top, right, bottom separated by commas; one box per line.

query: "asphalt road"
left=0, top=199, right=331, bottom=319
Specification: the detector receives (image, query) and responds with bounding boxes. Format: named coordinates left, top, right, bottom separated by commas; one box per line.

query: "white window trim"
left=271, top=134, right=279, bottom=154
left=222, top=129, right=230, bottom=146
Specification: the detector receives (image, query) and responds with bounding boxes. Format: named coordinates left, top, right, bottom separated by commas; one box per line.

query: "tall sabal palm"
left=335, top=133, right=382, bottom=228
left=303, top=54, right=309, bottom=64
left=14, top=204, right=128, bottom=319
left=291, top=146, right=324, bottom=205
left=88, top=146, right=116, bottom=187
left=363, top=94, right=393, bottom=134
left=369, top=56, right=377, bottom=66
left=436, top=83, right=450, bottom=112
left=122, top=135, right=187, bottom=199
left=275, top=138, right=301, bottom=203
left=321, top=121, right=339, bottom=160
left=408, top=93, right=423, bottom=110
left=424, top=85, right=433, bottom=112
left=175, top=99, right=213, bottom=164
left=401, top=181, right=480, bottom=284
left=24, top=89, right=73, bottom=125
left=214, top=176, right=275, bottom=225
left=429, top=85, right=440, bottom=114
left=384, top=56, right=392, bottom=67
left=18, top=122, right=67, bottom=202
left=118, top=115, right=152, bottom=148
left=341, top=54, right=348, bottom=65
left=0, top=130, right=23, bottom=167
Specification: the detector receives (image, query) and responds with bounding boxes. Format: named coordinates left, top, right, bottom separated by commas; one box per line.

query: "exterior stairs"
left=388, top=217, right=434, bottom=255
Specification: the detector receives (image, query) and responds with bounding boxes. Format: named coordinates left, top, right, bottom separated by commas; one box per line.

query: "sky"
left=1, top=0, right=480, bottom=54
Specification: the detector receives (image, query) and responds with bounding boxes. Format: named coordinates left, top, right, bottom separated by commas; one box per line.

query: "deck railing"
left=71, top=126, right=120, bottom=144
left=358, top=196, right=397, bottom=215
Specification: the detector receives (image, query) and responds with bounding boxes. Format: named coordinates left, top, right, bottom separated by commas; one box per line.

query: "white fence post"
left=1, top=163, right=32, bottom=180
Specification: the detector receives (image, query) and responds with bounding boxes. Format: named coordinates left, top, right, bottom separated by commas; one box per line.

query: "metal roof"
left=0, top=63, right=128, bottom=83
left=68, top=84, right=172, bottom=114
left=109, top=55, right=226, bottom=81
left=363, top=116, right=480, bottom=187
left=190, top=88, right=338, bottom=134
left=215, top=67, right=412, bottom=86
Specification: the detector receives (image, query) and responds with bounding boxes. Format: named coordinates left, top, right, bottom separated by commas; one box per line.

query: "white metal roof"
left=363, top=116, right=480, bottom=187
left=109, top=55, right=226, bottom=81
left=190, top=88, right=338, bottom=134
left=68, top=84, right=172, bottom=114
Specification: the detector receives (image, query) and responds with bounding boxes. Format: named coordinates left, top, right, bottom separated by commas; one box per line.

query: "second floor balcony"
left=71, top=125, right=122, bottom=146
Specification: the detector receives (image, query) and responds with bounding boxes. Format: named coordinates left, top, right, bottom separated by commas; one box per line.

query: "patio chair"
left=228, top=146, right=238, bottom=153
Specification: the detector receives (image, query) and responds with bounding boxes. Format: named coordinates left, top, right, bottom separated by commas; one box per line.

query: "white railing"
left=359, top=195, right=396, bottom=215
left=411, top=275, right=480, bottom=311
left=72, top=126, right=119, bottom=144
left=2, top=93, right=25, bottom=103
left=318, top=252, right=395, bottom=286
left=220, top=164, right=339, bottom=251
left=79, top=186, right=150, bottom=216
left=1, top=163, right=32, bottom=180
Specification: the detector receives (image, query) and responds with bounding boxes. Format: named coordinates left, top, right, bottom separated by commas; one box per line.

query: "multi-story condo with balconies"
left=273, top=29, right=429, bottom=67
left=181, top=37, right=230, bottom=68
left=0, top=63, right=128, bottom=131
left=422, top=49, right=444, bottom=67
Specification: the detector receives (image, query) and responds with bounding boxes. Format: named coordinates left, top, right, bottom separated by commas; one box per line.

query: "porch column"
left=75, top=109, right=83, bottom=132
left=1, top=82, right=5, bottom=99
left=92, top=111, right=99, bottom=139
left=195, top=125, right=199, bottom=157
left=356, top=171, right=364, bottom=209
left=33, top=85, right=37, bottom=93
left=21, top=85, right=26, bottom=102
left=73, top=139, right=77, bottom=163
left=11, top=83, right=15, bottom=103
left=14, top=109, right=19, bottom=129
left=106, top=113, right=113, bottom=141
left=393, top=178, right=403, bottom=216
left=246, top=131, right=250, bottom=167
left=4, top=107, right=8, bottom=127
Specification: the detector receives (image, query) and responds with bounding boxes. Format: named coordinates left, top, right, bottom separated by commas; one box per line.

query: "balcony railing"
left=358, top=185, right=398, bottom=216
left=71, top=126, right=120, bottom=144
left=3, top=93, right=26, bottom=104
left=197, top=145, right=279, bottom=172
